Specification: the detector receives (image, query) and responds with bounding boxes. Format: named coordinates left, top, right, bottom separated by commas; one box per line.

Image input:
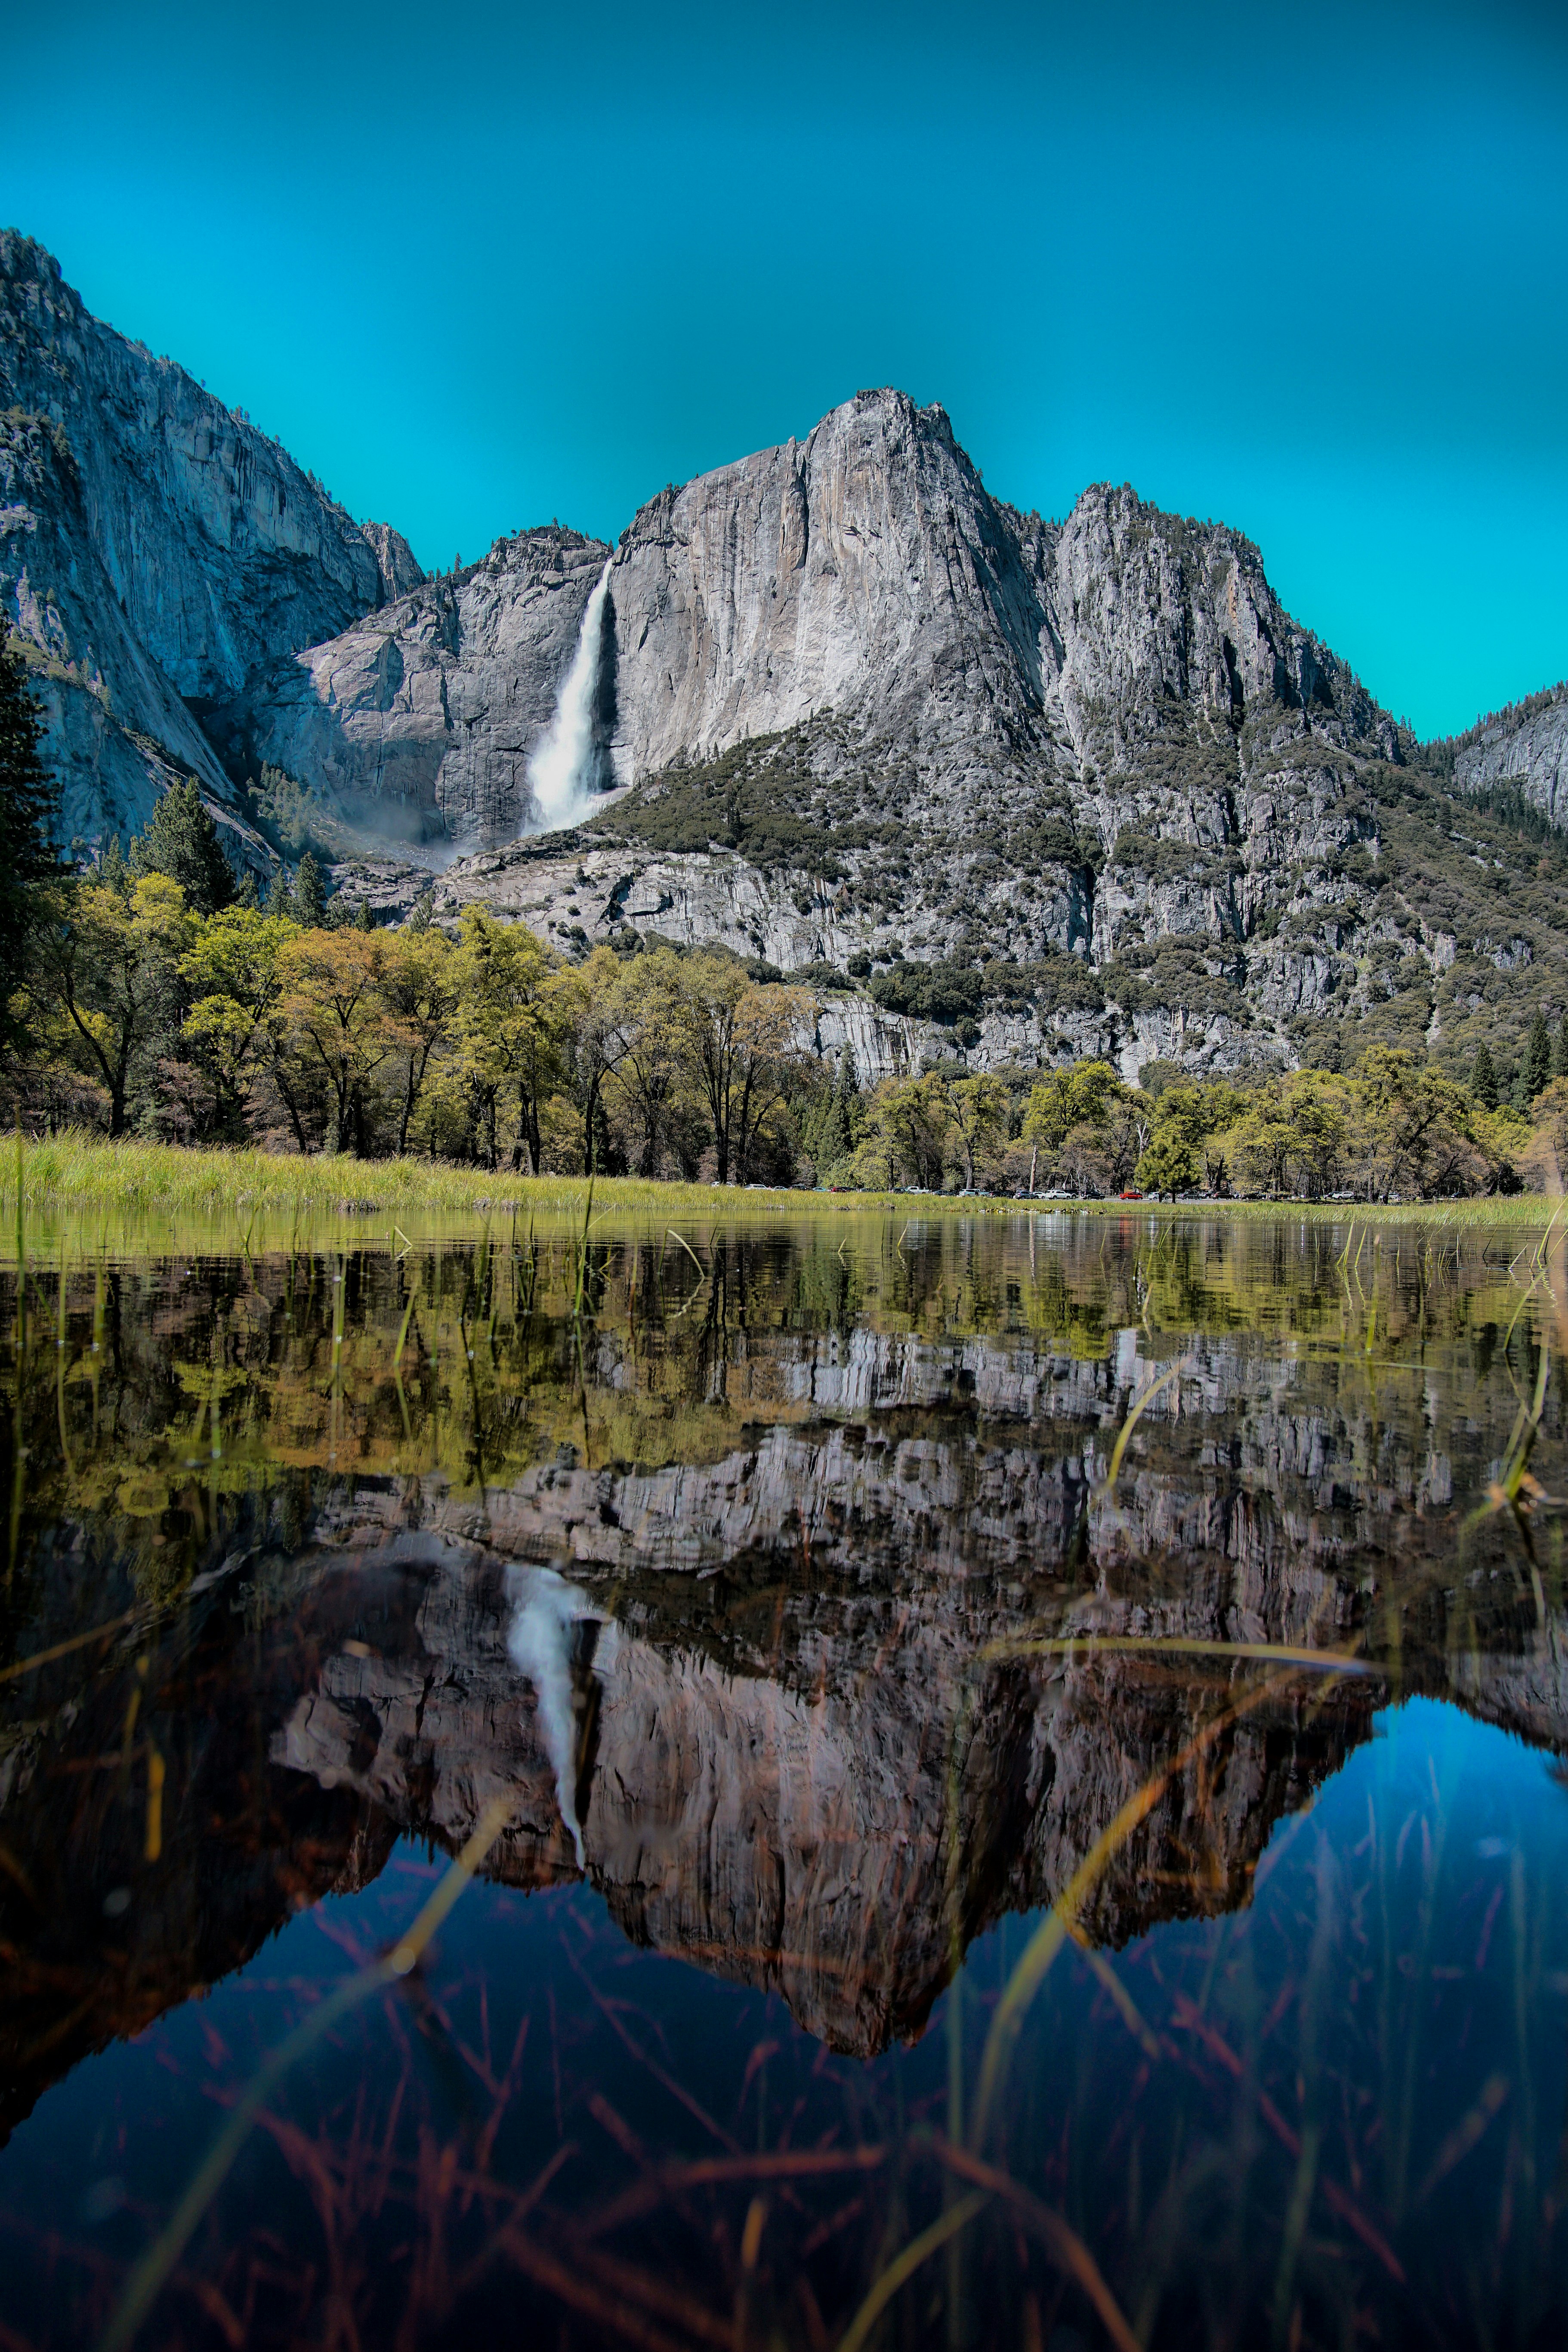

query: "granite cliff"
left=8, top=231, right=1568, bottom=1078
left=234, top=388, right=1568, bottom=1081
left=0, top=231, right=419, bottom=857
left=1450, top=682, right=1568, bottom=827
left=203, top=526, right=611, bottom=858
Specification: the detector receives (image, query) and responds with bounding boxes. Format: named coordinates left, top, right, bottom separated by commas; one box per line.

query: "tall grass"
left=6, top=1133, right=1565, bottom=1265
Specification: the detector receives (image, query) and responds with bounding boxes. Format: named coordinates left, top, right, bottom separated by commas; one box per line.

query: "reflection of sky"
left=8, top=4, right=1568, bottom=735
left=5, top=1691, right=1566, bottom=2332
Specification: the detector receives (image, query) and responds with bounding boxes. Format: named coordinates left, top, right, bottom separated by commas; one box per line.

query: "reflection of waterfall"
left=506, top=1567, right=608, bottom=1865
left=527, top=559, right=612, bottom=832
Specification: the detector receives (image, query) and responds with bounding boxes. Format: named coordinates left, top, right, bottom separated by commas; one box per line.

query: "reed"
left=6, top=1132, right=1565, bottom=1266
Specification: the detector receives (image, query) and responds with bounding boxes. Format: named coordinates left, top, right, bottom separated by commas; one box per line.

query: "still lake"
left=3, top=1210, right=1567, bottom=2350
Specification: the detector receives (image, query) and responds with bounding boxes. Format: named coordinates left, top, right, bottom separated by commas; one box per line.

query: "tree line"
left=5, top=635, right=1568, bottom=1198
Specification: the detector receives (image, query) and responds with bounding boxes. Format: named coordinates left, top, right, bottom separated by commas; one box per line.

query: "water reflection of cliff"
left=2, top=1222, right=1565, bottom=2137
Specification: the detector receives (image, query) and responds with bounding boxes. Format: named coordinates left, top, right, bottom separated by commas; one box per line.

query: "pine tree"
left=93, top=834, right=132, bottom=900
left=813, top=1046, right=860, bottom=1173
left=1555, top=1017, right=1568, bottom=1081
left=265, top=864, right=294, bottom=916
left=129, top=776, right=235, bottom=915
left=0, top=636, right=61, bottom=1056
left=293, top=852, right=327, bottom=928
left=1472, top=1040, right=1500, bottom=1111
left=1524, top=1009, right=1553, bottom=1102
left=354, top=896, right=374, bottom=932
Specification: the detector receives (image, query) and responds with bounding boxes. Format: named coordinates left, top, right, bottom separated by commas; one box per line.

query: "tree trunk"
left=509, top=1081, right=536, bottom=1175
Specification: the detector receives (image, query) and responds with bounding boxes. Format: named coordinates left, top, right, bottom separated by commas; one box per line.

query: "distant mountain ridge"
left=5, top=229, right=1568, bottom=1086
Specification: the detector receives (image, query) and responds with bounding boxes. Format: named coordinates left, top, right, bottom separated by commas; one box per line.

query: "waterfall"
left=527, top=558, right=612, bottom=831
left=506, top=1566, right=607, bottom=1867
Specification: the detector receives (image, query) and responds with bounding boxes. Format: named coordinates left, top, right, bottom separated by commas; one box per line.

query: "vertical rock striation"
left=0, top=231, right=420, bottom=851
left=6, top=230, right=1567, bottom=1078
left=204, top=528, right=611, bottom=857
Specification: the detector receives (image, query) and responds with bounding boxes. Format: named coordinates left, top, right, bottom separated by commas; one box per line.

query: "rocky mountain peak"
left=606, top=383, right=1058, bottom=781
left=359, top=519, right=424, bottom=603
left=9, top=235, right=1568, bottom=1089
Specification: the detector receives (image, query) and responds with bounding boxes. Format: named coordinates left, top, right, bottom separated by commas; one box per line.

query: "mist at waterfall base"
left=525, top=559, right=612, bottom=833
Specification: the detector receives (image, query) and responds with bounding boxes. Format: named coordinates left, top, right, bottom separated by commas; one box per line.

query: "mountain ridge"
left=6, top=232, right=1568, bottom=1086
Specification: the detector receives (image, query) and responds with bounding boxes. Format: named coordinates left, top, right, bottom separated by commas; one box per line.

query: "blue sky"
left=8, top=0, right=1568, bottom=738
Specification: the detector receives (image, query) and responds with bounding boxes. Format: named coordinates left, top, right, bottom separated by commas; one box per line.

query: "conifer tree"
left=129, top=776, right=235, bottom=915
left=1555, top=1017, right=1568, bottom=1081
left=1472, top=1040, right=1500, bottom=1111
left=293, top=852, right=327, bottom=928
left=1524, top=1009, right=1553, bottom=1102
left=354, top=896, right=374, bottom=932
left=265, top=864, right=294, bottom=917
left=0, top=636, right=61, bottom=1056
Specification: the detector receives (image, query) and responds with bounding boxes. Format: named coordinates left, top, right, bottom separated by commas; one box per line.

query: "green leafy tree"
left=1555, top=1021, right=1568, bottom=1083
left=602, top=949, right=705, bottom=1179
left=1349, top=1050, right=1478, bottom=1200
left=949, top=1074, right=1009, bottom=1189
left=129, top=777, right=235, bottom=916
left=275, top=929, right=394, bottom=1155
left=452, top=909, right=565, bottom=1173
left=808, top=1046, right=860, bottom=1178
left=558, top=947, right=637, bottom=1176
left=1136, top=1128, right=1198, bottom=1198
left=1022, top=1062, right=1124, bottom=1152
left=46, top=873, right=195, bottom=1136
left=849, top=1071, right=952, bottom=1191
left=1136, top=1080, right=1250, bottom=1198
left=0, top=635, right=61, bottom=1060
left=179, top=906, right=302, bottom=1135
left=668, top=954, right=811, bottom=1185
left=377, top=927, right=459, bottom=1154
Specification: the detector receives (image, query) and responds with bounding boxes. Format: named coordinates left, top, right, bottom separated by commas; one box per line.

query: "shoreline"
left=5, top=1135, right=1565, bottom=1262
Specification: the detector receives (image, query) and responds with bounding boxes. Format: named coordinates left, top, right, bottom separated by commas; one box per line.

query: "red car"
left=1119, top=1188, right=1144, bottom=1201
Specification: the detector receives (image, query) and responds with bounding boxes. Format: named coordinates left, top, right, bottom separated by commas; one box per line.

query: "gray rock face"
left=0, top=232, right=420, bottom=852
left=205, top=528, right=610, bottom=857
left=232, top=389, right=1466, bottom=1077
left=1452, top=685, right=1568, bottom=826
left=9, top=231, right=1568, bottom=1079
left=606, top=393, right=1393, bottom=782
left=0, top=409, right=240, bottom=847
left=605, top=392, right=1053, bottom=773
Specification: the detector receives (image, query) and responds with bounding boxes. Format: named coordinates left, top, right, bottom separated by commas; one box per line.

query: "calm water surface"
left=3, top=1212, right=1568, bottom=2350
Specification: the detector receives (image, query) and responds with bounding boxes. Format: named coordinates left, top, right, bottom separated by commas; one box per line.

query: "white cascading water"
left=506, top=1565, right=608, bottom=1867
left=526, top=558, right=612, bottom=830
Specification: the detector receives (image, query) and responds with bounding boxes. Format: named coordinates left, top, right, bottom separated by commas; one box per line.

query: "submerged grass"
left=6, top=1134, right=1566, bottom=1264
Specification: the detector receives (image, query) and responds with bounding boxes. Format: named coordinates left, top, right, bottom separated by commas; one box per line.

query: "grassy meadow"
left=5, top=1131, right=1567, bottom=1264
